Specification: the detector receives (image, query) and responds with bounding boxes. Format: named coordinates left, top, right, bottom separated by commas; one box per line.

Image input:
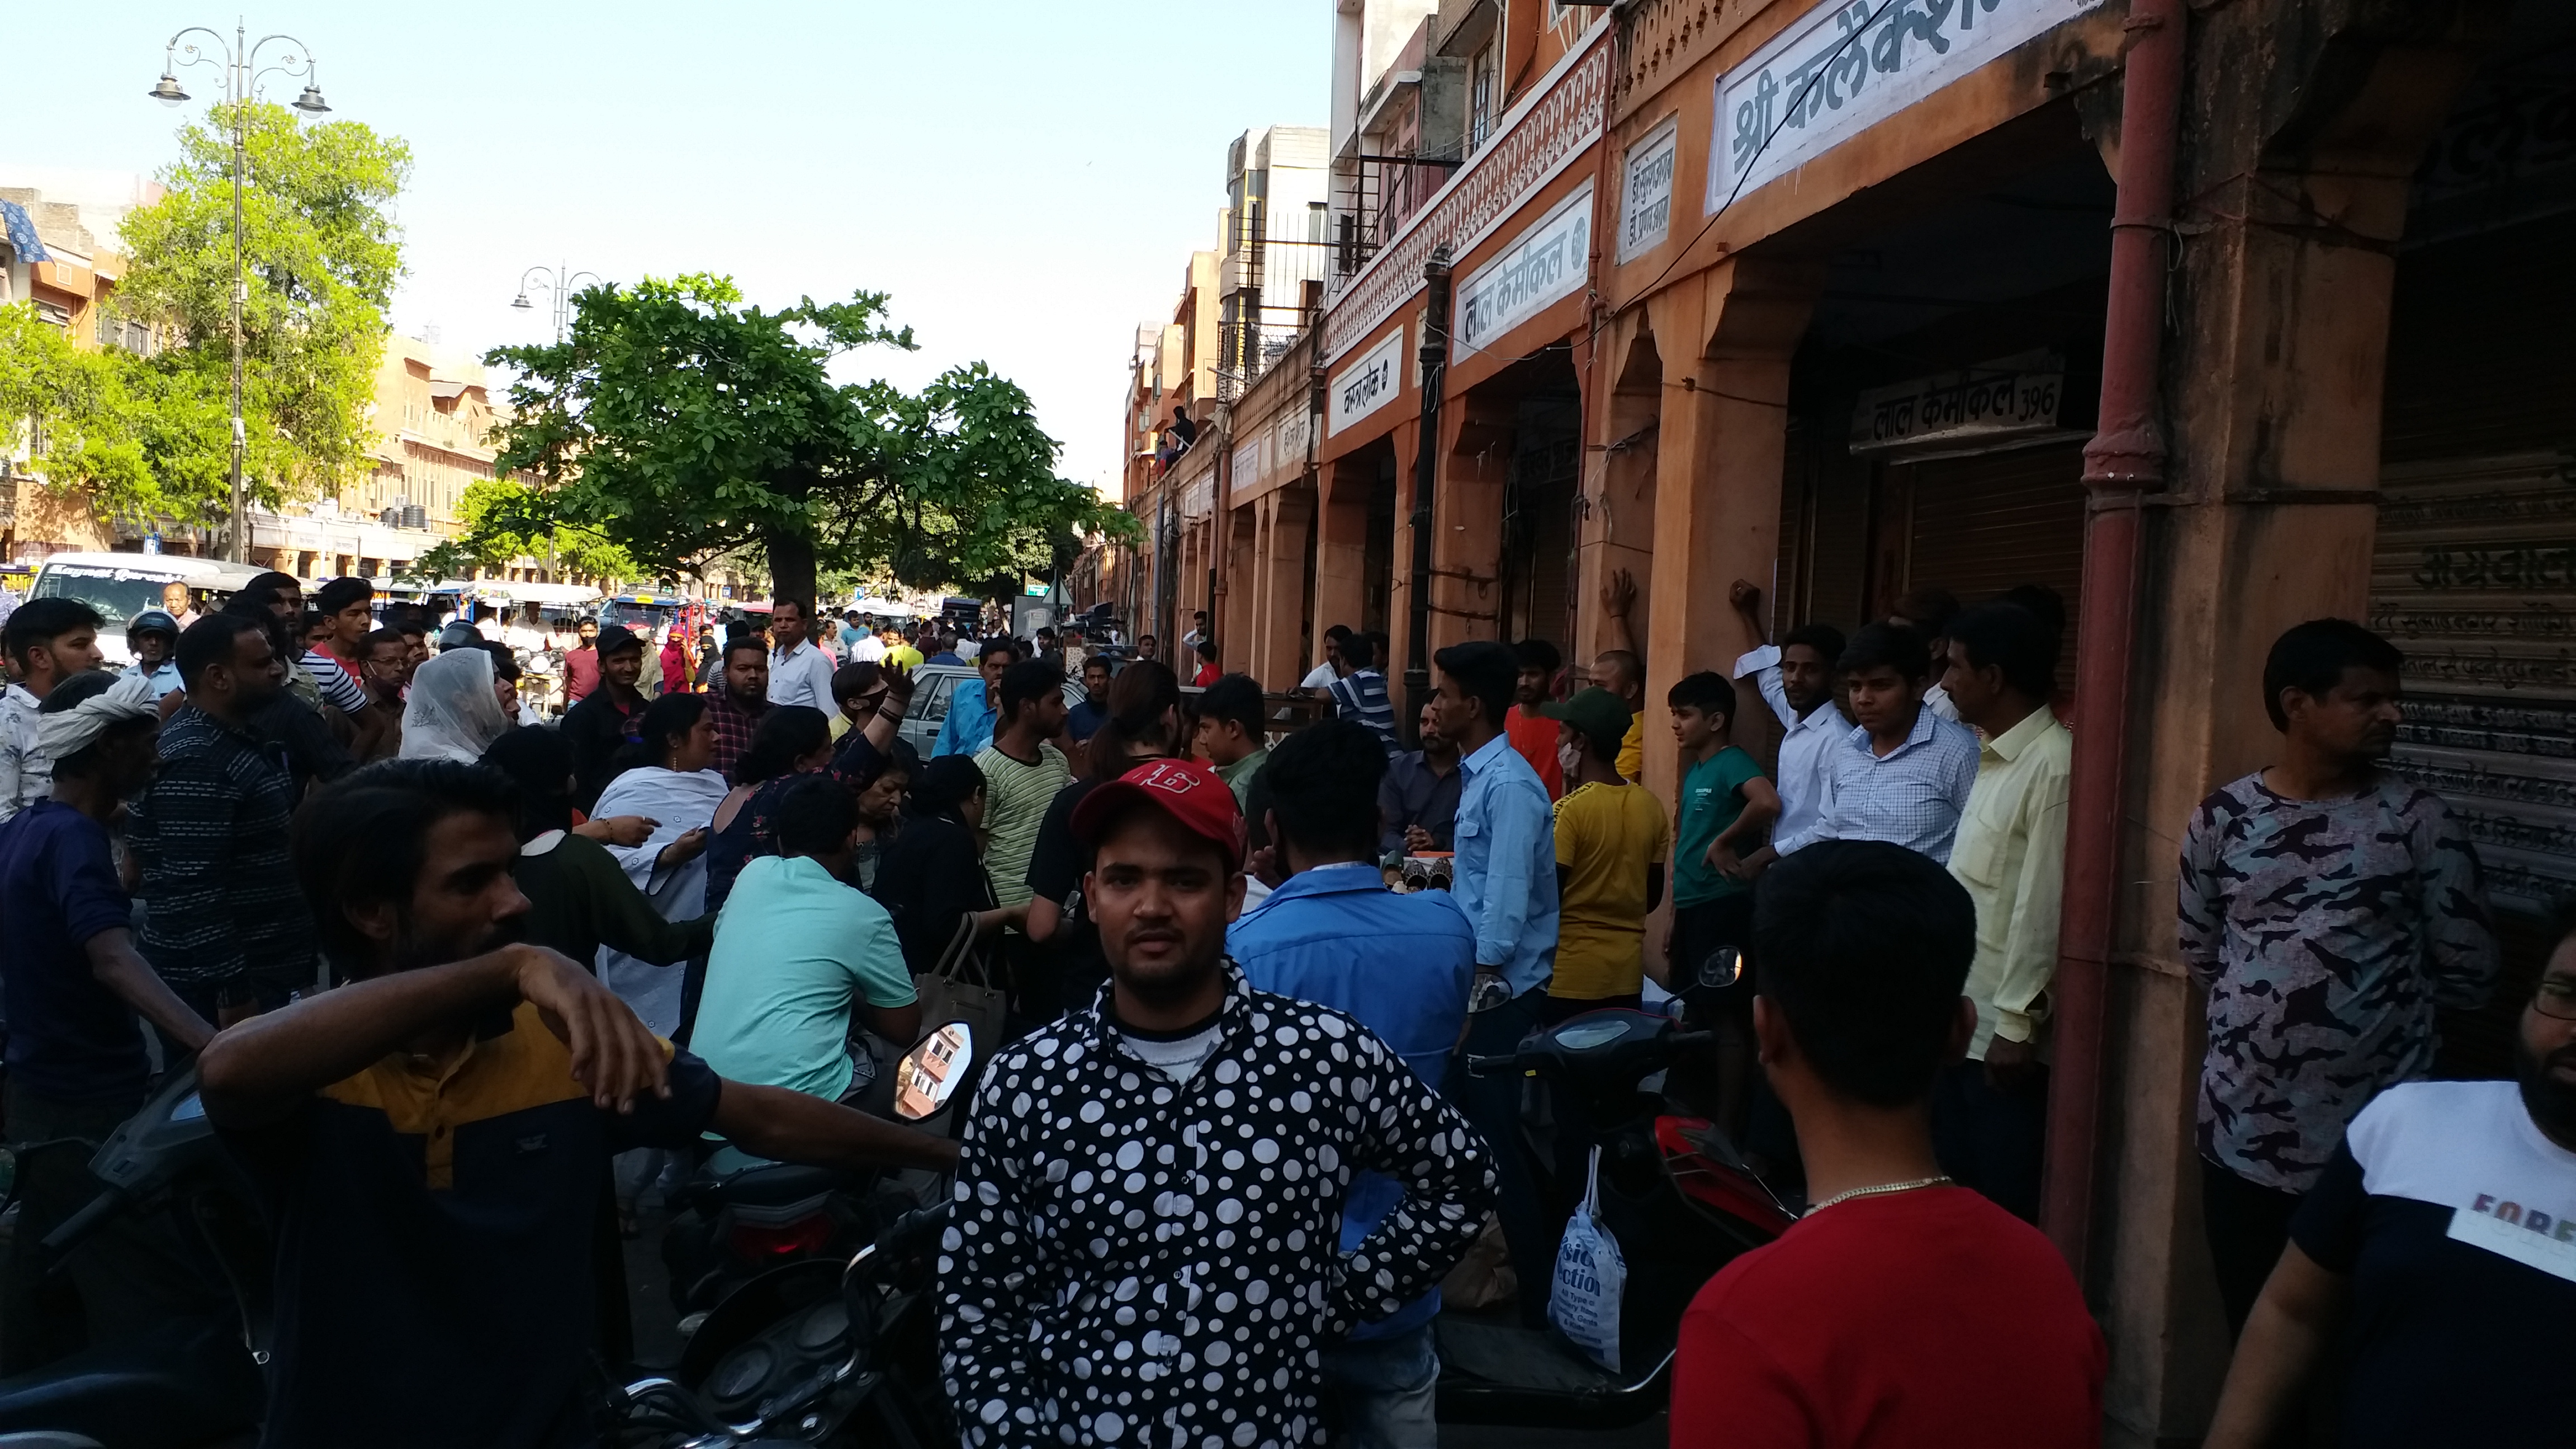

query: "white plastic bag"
left=1547, top=1145, right=1626, bottom=1372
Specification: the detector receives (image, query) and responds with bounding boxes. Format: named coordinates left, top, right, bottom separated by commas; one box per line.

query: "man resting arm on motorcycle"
left=197, top=758, right=955, bottom=1449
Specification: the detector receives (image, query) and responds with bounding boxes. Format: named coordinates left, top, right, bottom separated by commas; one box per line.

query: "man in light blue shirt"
left=1428, top=638, right=1559, bottom=1324
left=692, top=778, right=921, bottom=1102
left=931, top=637, right=1016, bottom=759
left=1228, top=719, right=1476, bottom=1449
left=1769, top=622, right=1980, bottom=865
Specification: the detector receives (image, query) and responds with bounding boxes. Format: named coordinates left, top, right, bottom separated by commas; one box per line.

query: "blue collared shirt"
left=1777, top=704, right=1981, bottom=863
left=1451, top=730, right=1559, bottom=996
left=932, top=678, right=997, bottom=759
left=1230, top=860, right=1478, bottom=1339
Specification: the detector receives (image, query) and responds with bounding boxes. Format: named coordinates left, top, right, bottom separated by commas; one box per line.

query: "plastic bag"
left=1547, top=1145, right=1626, bottom=1372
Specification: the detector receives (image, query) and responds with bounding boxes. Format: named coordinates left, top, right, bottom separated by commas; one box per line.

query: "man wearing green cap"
left=1537, top=686, right=1668, bottom=1021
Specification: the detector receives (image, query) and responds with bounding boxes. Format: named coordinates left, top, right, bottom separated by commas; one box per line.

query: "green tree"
left=412, top=477, right=641, bottom=586
left=472, top=273, right=1137, bottom=602
left=15, top=101, right=411, bottom=532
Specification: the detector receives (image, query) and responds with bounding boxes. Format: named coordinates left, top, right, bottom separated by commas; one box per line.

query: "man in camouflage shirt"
left=2179, top=619, right=2496, bottom=1336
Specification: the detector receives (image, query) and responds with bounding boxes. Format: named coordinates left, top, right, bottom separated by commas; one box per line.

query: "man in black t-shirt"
left=2206, top=905, right=2576, bottom=1448
left=198, top=759, right=958, bottom=1449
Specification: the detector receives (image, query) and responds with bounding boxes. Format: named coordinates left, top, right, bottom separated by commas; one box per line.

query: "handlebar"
left=1462, top=1027, right=1718, bottom=1079
left=40, top=1187, right=127, bottom=1257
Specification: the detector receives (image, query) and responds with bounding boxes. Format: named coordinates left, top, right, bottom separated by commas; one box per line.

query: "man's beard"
left=386, top=912, right=522, bottom=975
left=2513, top=1032, right=2576, bottom=1145
left=1111, top=934, right=1224, bottom=1007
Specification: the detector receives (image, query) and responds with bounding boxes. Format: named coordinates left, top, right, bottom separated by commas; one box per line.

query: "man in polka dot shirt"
left=939, top=757, right=1495, bottom=1448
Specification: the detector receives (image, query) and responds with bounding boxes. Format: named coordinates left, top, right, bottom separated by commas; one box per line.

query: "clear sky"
left=2, top=1, right=1328, bottom=497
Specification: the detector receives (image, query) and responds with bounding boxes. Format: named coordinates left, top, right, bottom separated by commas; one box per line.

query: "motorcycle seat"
left=692, top=1162, right=863, bottom=1211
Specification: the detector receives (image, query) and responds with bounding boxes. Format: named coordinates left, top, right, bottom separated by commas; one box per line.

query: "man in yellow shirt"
left=1931, top=596, right=2072, bottom=1223
left=1537, top=688, right=1669, bottom=1017
left=880, top=627, right=923, bottom=672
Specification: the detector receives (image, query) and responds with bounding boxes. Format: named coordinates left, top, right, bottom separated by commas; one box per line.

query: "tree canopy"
left=8, top=101, right=409, bottom=534
left=454, top=273, right=1136, bottom=602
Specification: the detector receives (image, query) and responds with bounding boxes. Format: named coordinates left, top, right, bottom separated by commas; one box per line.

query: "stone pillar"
left=2086, top=6, right=2496, bottom=1441
left=1252, top=485, right=1315, bottom=690
left=1636, top=259, right=1821, bottom=808
left=1427, top=391, right=1515, bottom=654
left=1220, top=503, right=1257, bottom=674
left=1315, top=461, right=1373, bottom=661
left=1387, top=419, right=1424, bottom=689
left=1575, top=318, right=1667, bottom=668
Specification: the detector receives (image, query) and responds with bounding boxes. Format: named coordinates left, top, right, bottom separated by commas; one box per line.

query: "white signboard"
left=1270, top=409, right=1314, bottom=484
left=1848, top=359, right=2063, bottom=454
left=1710, top=0, right=2104, bottom=209
left=1457, top=181, right=1594, bottom=354
left=1329, top=326, right=1407, bottom=436
left=1180, top=471, right=1215, bottom=519
left=1230, top=437, right=1263, bottom=489
left=1619, top=118, right=1679, bottom=261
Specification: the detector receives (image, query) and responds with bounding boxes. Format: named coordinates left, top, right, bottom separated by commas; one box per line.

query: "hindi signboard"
left=1710, top=0, right=2104, bottom=209
left=1456, top=181, right=1594, bottom=354
left=1848, top=359, right=2063, bottom=455
left=1329, top=326, right=1407, bottom=437
left=1620, top=118, right=1680, bottom=262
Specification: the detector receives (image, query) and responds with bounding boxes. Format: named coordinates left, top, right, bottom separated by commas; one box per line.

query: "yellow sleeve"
left=1617, top=717, right=1644, bottom=783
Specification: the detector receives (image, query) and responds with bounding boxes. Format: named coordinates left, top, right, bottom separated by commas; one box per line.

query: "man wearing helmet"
left=124, top=611, right=184, bottom=707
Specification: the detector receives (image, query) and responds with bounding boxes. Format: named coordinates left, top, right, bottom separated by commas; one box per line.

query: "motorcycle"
left=615, top=1022, right=979, bottom=1448
left=0, top=1069, right=269, bottom=1448
left=660, top=1023, right=978, bottom=1321
left=1435, top=949, right=1796, bottom=1427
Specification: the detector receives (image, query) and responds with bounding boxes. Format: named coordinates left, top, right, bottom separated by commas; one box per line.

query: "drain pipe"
left=2043, top=0, right=2186, bottom=1278
left=1403, top=248, right=1455, bottom=739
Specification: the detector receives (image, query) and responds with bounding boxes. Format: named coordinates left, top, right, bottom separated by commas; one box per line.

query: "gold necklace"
left=1810, top=1174, right=1955, bottom=1212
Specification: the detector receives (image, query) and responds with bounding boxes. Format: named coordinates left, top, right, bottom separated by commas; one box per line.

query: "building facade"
left=1098, top=0, right=2576, bottom=1437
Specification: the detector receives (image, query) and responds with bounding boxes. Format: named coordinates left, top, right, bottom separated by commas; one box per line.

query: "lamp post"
left=511, top=264, right=602, bottom=344
left=148, top=23, right=333, bottom=565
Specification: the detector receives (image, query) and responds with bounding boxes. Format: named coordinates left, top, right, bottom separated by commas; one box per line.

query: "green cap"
left=1535, top=686, right=1632, bottom=756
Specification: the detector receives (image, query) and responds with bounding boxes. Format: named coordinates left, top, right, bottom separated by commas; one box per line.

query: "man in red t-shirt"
left=1671, top=840, right=2104, bottom=1448
left=1502, top=637, right=1564, bottom=800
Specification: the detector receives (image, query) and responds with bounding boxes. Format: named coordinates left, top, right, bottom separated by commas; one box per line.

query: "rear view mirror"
left=1697, top=946, right=1744, bottom=992
left=893, top=1022, right=976, bottom=1121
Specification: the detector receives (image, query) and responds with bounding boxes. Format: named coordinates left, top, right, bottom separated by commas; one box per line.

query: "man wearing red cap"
left=939, top=757, right=1495, bottom=1449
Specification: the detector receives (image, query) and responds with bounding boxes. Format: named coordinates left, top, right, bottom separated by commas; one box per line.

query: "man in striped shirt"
left=1328, top=631, right=1400, bottom=756
left=302, top=577, right=387, bottom=758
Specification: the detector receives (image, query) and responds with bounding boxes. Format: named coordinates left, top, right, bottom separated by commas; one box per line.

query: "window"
left=1470, top=44, right=1499, bottom=150
left=1308, top=201, right=1327, bottom=244
left=32, top=300, right=70, bottom=330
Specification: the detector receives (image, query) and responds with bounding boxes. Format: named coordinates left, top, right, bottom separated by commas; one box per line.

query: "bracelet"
left=876, top=706, right=904, bottom=720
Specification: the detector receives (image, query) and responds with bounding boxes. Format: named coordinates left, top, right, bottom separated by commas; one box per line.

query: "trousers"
left=1320, top=1324, right=1439, bottom=1449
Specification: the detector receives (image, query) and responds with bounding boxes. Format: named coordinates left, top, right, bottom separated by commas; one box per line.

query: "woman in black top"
left=479, top=728, right=711, bottom=968
left=701, top=706, right=834, bottom=915
left=873, top=754, right=1014, bottom=977
left=1021, top=660, right=1183, bottom=1016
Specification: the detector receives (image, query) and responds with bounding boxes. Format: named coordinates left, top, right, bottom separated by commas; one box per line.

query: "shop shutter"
left=1901, top=442, right=2090, bottom=694
left=2374, top=211, right=2576, bottom=1074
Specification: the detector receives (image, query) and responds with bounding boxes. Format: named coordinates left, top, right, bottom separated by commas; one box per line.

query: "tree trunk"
left=763, top=527, right=820, bottom=608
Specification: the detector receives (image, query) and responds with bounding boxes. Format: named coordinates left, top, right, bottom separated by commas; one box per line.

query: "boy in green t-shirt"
left=1665, top=670, right=1781, bottom=1136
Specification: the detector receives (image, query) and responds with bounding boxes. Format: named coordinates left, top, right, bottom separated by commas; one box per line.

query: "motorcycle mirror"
left=893, top=1021, right=976, bottom=1121
left=1697, top=946, right=1744, bottom=992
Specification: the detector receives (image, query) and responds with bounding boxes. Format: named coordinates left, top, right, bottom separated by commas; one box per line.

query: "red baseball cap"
left=1069, top=757, right=1246, bottom=864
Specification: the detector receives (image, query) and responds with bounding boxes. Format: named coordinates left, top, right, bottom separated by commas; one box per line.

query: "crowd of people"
left=0, top=558, right=2553, bottom=1449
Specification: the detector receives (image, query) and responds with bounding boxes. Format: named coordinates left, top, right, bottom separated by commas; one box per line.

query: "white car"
left=27, top=553, right=273, bottom=666
left=898, top=662, right=1090, bottom=757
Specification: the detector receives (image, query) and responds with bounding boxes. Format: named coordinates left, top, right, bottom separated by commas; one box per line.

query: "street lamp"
left=513, top=264, right=603, bottom=345
left=146, top=22, right=335, bottom=565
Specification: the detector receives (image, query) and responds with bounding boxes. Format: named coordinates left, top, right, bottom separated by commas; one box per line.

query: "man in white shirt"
left=1300, top=625, right=1351, bottom=693
left=1727, top=583, right=1846, bottom=878
left=765, top=596, right=837, bottom=712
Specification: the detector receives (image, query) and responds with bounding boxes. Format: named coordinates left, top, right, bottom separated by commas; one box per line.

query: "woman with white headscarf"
left=399, top=647, right=512, bottom=765
left=586, top=692, right=722, bottom=1037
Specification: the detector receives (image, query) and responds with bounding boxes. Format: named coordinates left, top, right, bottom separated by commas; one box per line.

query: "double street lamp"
left=148, top=23, right=334, bottom=565
left=512, top=264, right=601, bottom=344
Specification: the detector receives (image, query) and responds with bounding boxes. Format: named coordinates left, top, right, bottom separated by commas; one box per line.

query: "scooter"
left=0, top=1069, right=269, bottom=1448
left=614, top=1022, right=979, bottom=1447
left=1436, top=949, right=1796, bottom=1427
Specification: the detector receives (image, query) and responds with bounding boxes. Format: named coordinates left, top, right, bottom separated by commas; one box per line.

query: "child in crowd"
left=1665, top=670, right=1781, bottom=1138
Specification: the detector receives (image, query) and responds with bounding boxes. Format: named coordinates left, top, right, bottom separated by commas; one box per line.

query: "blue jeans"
left=1322, top=1324, right=1439, bottom=1449
left=1445, top=984, right=1552, bottom=1326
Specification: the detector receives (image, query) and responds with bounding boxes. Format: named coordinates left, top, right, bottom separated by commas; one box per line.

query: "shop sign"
left=1619, top=118, right=1680, bottom=261
left=1848, top=359, right=2062, bottom=454
left=1329, top=326, right=1407, bottom=435
left=1270, top=409, right=1314, bottom=484
left=1231, top=437, right=1263, bottom=489
left=1457, top=181, right=1594, bottom=354
left=1711, top=0, right=2105, bottom=209
left=1180, top=472, right=1215, bottom=519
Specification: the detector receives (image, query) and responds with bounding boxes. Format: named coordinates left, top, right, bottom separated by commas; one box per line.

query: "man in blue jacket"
left=931, top=637, right=1016, bottom=758
left=1228, top=719, right=1477, bottom=1449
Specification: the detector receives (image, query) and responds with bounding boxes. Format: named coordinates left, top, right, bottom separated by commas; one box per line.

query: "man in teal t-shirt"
left=1664, top=671, right=1781, bottom=1135
left=692, top=780, right=921, bottom=1101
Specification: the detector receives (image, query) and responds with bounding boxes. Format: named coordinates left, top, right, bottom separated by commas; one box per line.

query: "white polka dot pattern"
left=937, top=961, right=1496, bottom=1447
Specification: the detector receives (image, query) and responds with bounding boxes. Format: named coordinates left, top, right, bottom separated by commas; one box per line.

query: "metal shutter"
left=1901, top=442, right=2090, bottom=693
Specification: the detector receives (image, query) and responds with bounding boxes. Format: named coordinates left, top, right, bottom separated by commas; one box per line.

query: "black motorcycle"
left=0, top=1069, right=269, bottom=1448
left=614, top=1022, right=979, bottom=1448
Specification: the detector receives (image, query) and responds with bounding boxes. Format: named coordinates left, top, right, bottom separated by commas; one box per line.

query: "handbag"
left=912, top=915, right=1008, bottom=1051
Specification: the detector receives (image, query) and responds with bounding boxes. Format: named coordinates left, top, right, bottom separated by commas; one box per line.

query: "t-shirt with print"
left=1672, top=746, right=1764, bottom=907
left=974, top=741, right=1068, bottom=910
left=694, top=854, right=917, bottom=1102
left=0, top=801, right=150, bottom=1101
left=2290, top=1079, right=2576, bottom=1448
left=1550, top=780, right=1670, bottom=1001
